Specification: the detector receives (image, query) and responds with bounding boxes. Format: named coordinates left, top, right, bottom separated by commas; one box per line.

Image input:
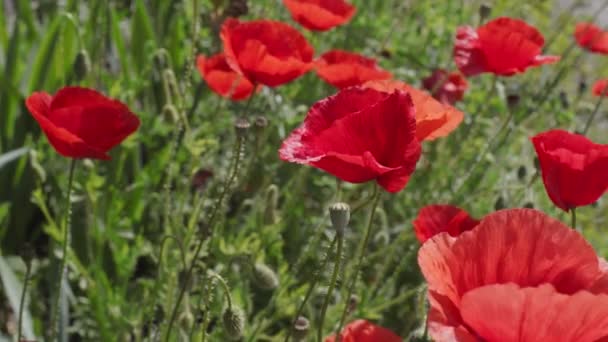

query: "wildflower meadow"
left=2, top=0, right=608, bottom=341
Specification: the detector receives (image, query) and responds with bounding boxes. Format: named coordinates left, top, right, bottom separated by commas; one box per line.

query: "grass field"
left=1, top=0, right=608, bottom=341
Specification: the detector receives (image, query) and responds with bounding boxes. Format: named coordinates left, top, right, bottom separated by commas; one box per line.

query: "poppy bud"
left=479, top=3, right=492, bottom=22
left=73, top=49, right=91, bottom=81
left=162, top=104, right=179, bottom=122
left=292, top=316, right=310, bottom=341
left=162, top=69, right=180, bottom=105
left=222, top=306, right=245, bottom=340
left=234, top=117, right=251, bottom=138
left=263, top=184, right=279, bottom=225
left=506, top=94, right=520, bottom=111
left=517, top=165, right=527, bottom=181
left=329, top=202, right=350, bottom=236
left=179, top=310, right=195, bottom=331
left=494, top=196, right=506, bottom=210
left=251, top=263, right=279, bottom=290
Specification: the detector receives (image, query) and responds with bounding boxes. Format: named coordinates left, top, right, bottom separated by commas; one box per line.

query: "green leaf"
left=0, top=147, right=29, bottom=170
left=0, top=256, right=35, bottom=340
left=131, top=0, right=156, bottom=71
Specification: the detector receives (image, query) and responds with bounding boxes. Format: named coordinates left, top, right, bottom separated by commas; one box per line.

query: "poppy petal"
left=283, top=0, right=356, bottom=32
left=461, top=284, right=608, bottom=342
left=325, top=319, right=401, bottom=342
left=196, top=54, right=255, bottom=100
left=413, top=205, right=479, bottom=243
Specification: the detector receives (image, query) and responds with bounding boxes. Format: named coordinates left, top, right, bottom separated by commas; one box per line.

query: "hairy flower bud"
left=73, top=49, right=91, bottom=81
left=263, top=184, right=279, bottom=225
left=223, top=306, right=245, bottom=340
left=252, top=263, right=279, bottom=290
left=329, top=202, right=350, bottom=236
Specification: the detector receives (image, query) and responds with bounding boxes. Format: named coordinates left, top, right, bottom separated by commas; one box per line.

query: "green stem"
left=209, top=273, right=233, bottom=310
left=571, top=207, right=577, bottom=230
left=17, top=259, right=32, bottom=342
left=284, top=236, right=338, bottom=342
left=51, top=158, right=77, bottom=338
left=582, top=92, right=606, bottom=135
left=335, top=187, right=382, bottom=339
left=164, top=137, right=243, bottom=341
left=317, top=232, right=343, bottom=342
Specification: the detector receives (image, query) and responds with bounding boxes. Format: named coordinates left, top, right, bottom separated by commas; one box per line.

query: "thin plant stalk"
left=582, top=91, right=606, bottom=135
left=571, top=207, right=577, bottom=230
left=17, top=259, right=32, bottom=342
left=335, top=187, right=382, bottom=339
left=50, top=159, right=77, bottom=338
left=317, top=231, right=343, bottom=342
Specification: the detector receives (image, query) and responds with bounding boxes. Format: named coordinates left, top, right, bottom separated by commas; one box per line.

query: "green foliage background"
left=0, top=0, right=607, bottom=340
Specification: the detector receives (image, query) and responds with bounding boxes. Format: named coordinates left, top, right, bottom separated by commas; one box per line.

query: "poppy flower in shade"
left=314, top=50, right=392, bottom=89
left=279, top=87, right=421, bottom=193
left=363, top=80, right=464, bottom=141
left=26, top=87, right=140, bottom=160
left=196, top=53, right=255, bottom=100
left=324, top=320, right=401, bottom=342
left=412, top=204, right=479, bottom=243
left=283, top=0, right=356, bottom=32
left=592, top=79, right=608, bottom=96
left=221, top=18, right=314, bottom=87
left=454, top=17, right=559, bottom=77
left=421, top=69, right=468, bottom=105
left=418, top=209, right=608, bottom=342
left=531, top=129, right=608, bottom=212
left=574, top=23, right=608, bottom=54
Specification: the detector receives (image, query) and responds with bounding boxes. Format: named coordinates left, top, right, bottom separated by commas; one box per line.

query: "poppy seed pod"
left=234, top=117, right=251, bottom=138
left=251, top=263, right=279, bottom=290
left=292, top=316, right=310, bottom=341
left=222, top=306, right=245, bottom=340
left=73, top=49, right=91, bottom=81
left=253, top=115, right=268, bottom=133
left=478, top=3, right=491, bottom=22
left=263, top=184, right=279, bottom=225
left=329, top=202, right=350, bottom=235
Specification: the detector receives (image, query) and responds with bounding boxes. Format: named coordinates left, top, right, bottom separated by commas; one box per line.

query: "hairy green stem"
left=335, top=188, right=382, bottom=339
left=51, top=159, right=76, bottom=339
left=317, top=232, right=343, bottom=342
left=17, top=259, right=32, bottom=342
left=571, top=207, right=577, bottom=231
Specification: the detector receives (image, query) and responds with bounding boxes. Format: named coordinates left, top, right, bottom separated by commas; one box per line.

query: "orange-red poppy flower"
left=422, top=69, right=468, bottom=105
left=418, top=209, right=608, bottom=341
left=412, top=205, right=479, bottom=243
left=363, top=80, right=464, bottom=141
left=283, top=0, right=356, bottom=32
left=592, top=79, right=608, bottom=96
left=531, top=129, right=608, bottom=212
left=454, top=17, right=559, bottom=77
left=325, top=320, right=401, bottom=342
left=575, top=23, right=608, bottom=54
left=314, top=50, right=392, bottom=89
left=221, top=18, right=314, bottom=87
left=26, top=87, right=140, bottom=160
left=196, top=53, right=255, bottom=100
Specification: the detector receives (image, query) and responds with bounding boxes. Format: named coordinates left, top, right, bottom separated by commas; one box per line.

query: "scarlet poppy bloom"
left=418, top=209, right=608, bottom=341
left=325, top=320, right=401, bottom=342
left=454, top=17, right=559, bottom=77
left=279, top=87, right=421, bottom=193
left=283, top=0, right=356, bottom=32
left=592, top=79, right=608, bottom=96
left=314, top=50, right=392, bottom=89
left=412, top=204, right=479, bottom=243
left=422, top=69, right=468, bottom=105
left=575, top=22, right=608, bottom=54
left=363, top=80, right=464, bottom=141
left=196, top=53, right=255, bottom=100
left=221, top=18, right=314, bottom=87
left=531, top=129, right=608, bottom=212
left=26, top=87, right=140, bottom=160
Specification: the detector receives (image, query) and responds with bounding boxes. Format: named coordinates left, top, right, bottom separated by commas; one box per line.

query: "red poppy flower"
left=454, top=17, right=559, bottom=77
left=421, top=69, right=468, bottom=105
left=283, top=0, right=356, bottom=32
left=314, top=50, right=392, bottom=89
left=221, top=18, right=314, bottom=87
left=196, top=53, right=255, bottom=100
left=412, top=205, right=479, bottom=243
left=279, top=87, right=421, bottom=193
left=363, top=80, right=464, bottom=141
left=531, top=129, right=608, bottom=212
left=575, top=23, right=608, bottom=54
left=325, top=320, right=401, bottom=342
left=418, top=209, right=608, bottom=342
left=592, top=79, right=608, bottom=97
left=26, top=87, right=140, bottom=160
